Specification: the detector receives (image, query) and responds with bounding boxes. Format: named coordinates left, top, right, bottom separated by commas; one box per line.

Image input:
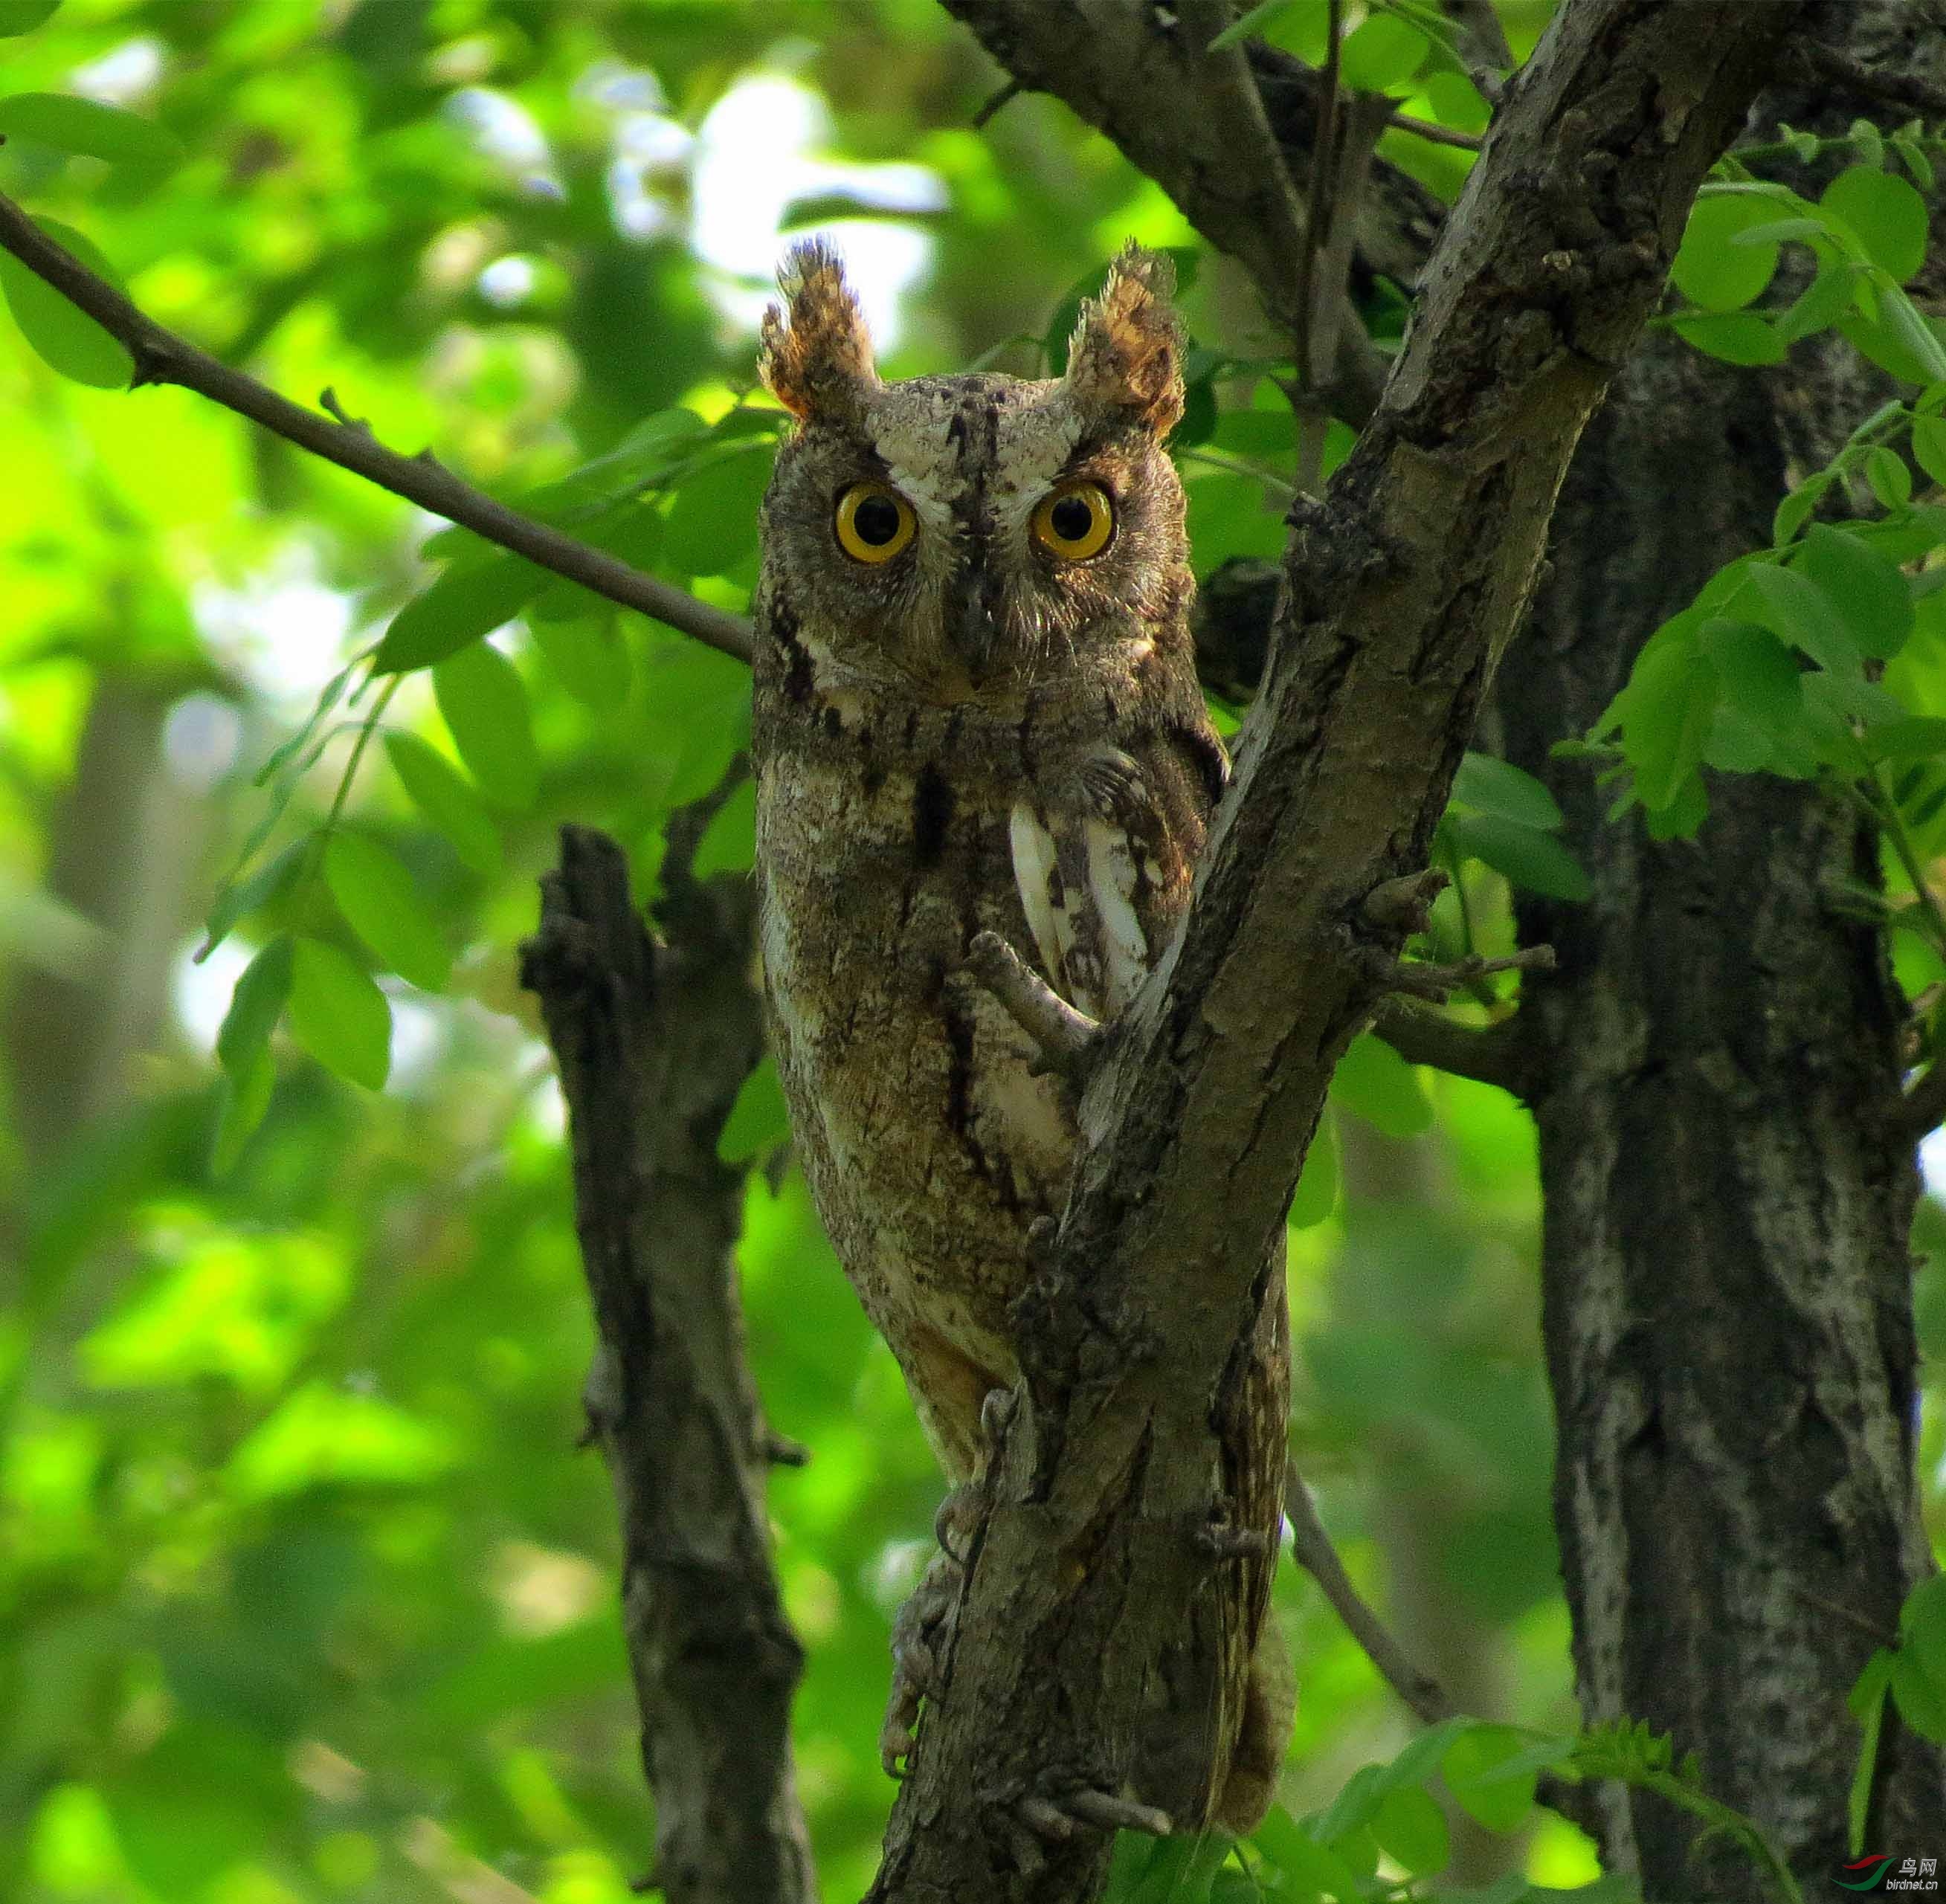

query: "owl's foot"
left=1017, top=1790, right=1174, bottom=1840
left=965, top=930, right=1100, bottom=1081
left=878, top=1540, right=964, bottom=1776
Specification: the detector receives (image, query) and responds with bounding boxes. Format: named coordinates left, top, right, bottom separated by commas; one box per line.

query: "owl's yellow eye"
left=1031, top=480, right=1115, bottom=561
left=835, top=481, right=916, bottom=564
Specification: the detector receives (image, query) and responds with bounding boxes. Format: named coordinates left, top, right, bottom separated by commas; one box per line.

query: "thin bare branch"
left=1893, top=1060, right=1946, bottom=1143
left=0, top=189, right=754, bottom=666
left=1370, top=999, right=1533, bottom=1096
left=1388, top=109, right=1483, bottom=152
left=1284, top=1459, right=1452, bottom=1726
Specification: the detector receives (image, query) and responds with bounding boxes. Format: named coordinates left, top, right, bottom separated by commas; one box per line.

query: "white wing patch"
left=1084, top=814, right=1149, bottom=1012
left=1009, top=803, right=1069, bottom=990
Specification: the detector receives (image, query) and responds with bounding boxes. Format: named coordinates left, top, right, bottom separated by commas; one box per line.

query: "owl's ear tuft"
left=1063, top=245, right=1184, bottom=438
left=760, top=240, right=878, bottom=423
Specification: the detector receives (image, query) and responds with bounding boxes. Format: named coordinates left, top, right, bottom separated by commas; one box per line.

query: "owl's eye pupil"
left=853, top=495, right=903, bottom=546
left=1049, top=495, right=1095, bottom=543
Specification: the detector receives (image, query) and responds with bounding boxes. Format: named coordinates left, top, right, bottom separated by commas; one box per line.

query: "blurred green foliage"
left=1, top=4, right=1942, bottom=1902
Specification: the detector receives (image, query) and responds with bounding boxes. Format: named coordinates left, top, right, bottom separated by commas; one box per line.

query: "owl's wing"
left=1008, top=743, right=1195, bottom=1021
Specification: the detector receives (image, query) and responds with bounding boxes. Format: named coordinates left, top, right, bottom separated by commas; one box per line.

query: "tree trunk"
left=1499, top=16, right=1946, bottom=1872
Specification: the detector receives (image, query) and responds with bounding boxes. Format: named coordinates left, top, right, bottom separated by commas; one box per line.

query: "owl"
left=750, top=242, right=1292, bottom=1834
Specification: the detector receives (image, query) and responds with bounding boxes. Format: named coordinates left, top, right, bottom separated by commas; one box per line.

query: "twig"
left=1183, top=0, right=1312, bottom=322
left=1370, top=999, right=1532, bottom=1096
left=965, top=931, right=1100, bottom=1080
left=1893, top=1059, right=1946, bottom=1142
left=0, top=189, right=754, bottom=666
left=1379, top=943, right=1556, bottom=1004
left=520, top=823, right=812, bottom=1904
left=1439, top=0, right=1510, bottom=107
left=1790, top=39, right=1946, bottom=121
left=1283, top=1457, right=1452, bottom=1726
left=1387, top=109, right=1483, bottom=152
left=972, top=77, right=1022, bottom=128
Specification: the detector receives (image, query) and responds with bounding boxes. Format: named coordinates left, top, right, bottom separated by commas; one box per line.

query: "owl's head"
left=756, top=242, right=1193, bottom=698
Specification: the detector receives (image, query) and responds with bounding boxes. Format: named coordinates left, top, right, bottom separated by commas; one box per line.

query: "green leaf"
left=211, top=1048, right=275, bottom=1178
left=1330, top=1033, right=1434, bottom=1138
left=216, top=937, right=293, bottom=1077
left=663, top=448, right=774, bottom=577
left=1912, top=413, right=1946, bottom=487
left=1449, top=812, right=1592, bottom=900
left=0, top=216, right=132, bottom=386
left=323, top=832, right=451, bottom=993
left=1700, top=620, right=1804, bottom=742
left=1849, top=1651, right=1893, bottom=1856
left=1338, top=13, right=1427, bottom=92
left=1871, top=717, right=1946, bottom=764
left=1773, top=471, right=1834, bottom=546
left=0, top=2, right=62, bottom=33
left=1669, top=312, right=1785, bottom=367
left=1899, top=1574, right=1946, bottom=1693
left=286, top=938, right=390, bottom=1089
left=199, top=836, right=310, bottom=962
left=1452, top=752, right=1563, bottom=829
left=530, top=613, right=632, bottom=709
left=692, top=776, right=756, bottom=879
left=1773, top=256, right=1859, bottom=348
left=1795, top=524, right=1913, bottom=659
left=374, top=546, right=547, bottom=672
left=383, top=732, right=500, bottom=876
left=1672, top=193, right=1786, bottom=314
left=1288, top=1105, right=1339, bottom=1230
left=1251, top=1807, right=1365, bottom=1904
left=1889, top=1644, right=1946, bottom=1745
left=718, top=1056, right=791, bottom=1164
left=0, top=91, right=179, bottom=166
left=1866, top=445, right=1914, bottom=509
left=1371, top=1784, right=1449, bottom=1876
left=432, top=642, right=540, bottom=809
left=1206, top=0, right=1301, bottom=51
left=106, top=1722, right=296, bottom=1897
left=1443, top=1724, right=1540, bottom=1833
left=1841, top=292, right=1946, bottom=387
left=1747, top=560, right=1863, bottom=674
left=1822, top=164, right=1927, bottom=283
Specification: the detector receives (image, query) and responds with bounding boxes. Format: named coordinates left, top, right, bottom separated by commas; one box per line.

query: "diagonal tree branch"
left=869, top=4, right=1806, bottom=1897
left=0, top=189, right=754, bottom=666
left=942, top=0, right=1392, bottom=422
left=520, top=819, right=813, bottom=1904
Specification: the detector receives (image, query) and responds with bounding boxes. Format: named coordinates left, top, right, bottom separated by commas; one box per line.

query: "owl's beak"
left=954, top=569, right=1004, bottom=677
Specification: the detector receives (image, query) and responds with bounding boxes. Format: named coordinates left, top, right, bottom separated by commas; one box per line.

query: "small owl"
left=751, top=242, right=1292, bottom=1832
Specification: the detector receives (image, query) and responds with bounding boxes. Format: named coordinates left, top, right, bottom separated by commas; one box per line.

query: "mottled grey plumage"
left=750, top=242, right=1291, bottom=1831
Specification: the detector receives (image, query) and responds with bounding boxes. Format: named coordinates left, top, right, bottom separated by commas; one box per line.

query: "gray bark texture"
left=948, top=0, right=1946, bottom=1895
left=520, top=822, right=816, bottom=1904
left=1496, top=4, right=1946, bottom=1874
left=869, top=5, right=1801, bottom=1900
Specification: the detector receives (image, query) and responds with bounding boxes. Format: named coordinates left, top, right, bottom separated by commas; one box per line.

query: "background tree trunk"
left=1498, top=7, right=1946, bottom=1878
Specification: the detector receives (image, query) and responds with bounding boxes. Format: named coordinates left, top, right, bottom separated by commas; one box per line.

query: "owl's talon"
left=964, top=930, right=1101, bottom=1080
left=1372, top=941, right=1556, bottom=1003
left=880, top=1543, right=964, bottom=1775
left=1017, top=1788, right=1174, bottom=1842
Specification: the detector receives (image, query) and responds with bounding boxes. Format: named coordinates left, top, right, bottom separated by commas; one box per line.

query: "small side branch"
left=1892, top=1061, right=1946, bottom=1143
left=1370, top=999, right=1533, bottom=1097
left=1285, top=1459, right=1453, bottom=1726
left=1376, top=943, right=1556, bottom=1004
left=966, top=931, right=1101, bottom=1080
left=1789, top=39, right=1946, bottom=122
left=0, top=189, right=753, bottom=666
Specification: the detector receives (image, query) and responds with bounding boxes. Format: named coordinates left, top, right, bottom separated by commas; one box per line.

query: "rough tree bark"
left=520, top=822, right=816, bottom=1904
left=867, top=6, right=1800, bottom=1900
left=944, top=0, right=1945, bottom=1894
left=1496, top=4, right=1946, bottom=1871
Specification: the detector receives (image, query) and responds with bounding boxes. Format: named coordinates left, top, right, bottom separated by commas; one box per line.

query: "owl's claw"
left=880, top=1544, right=964, bottom=1776
left=1017, top=1788, right=1174, bottom=1842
